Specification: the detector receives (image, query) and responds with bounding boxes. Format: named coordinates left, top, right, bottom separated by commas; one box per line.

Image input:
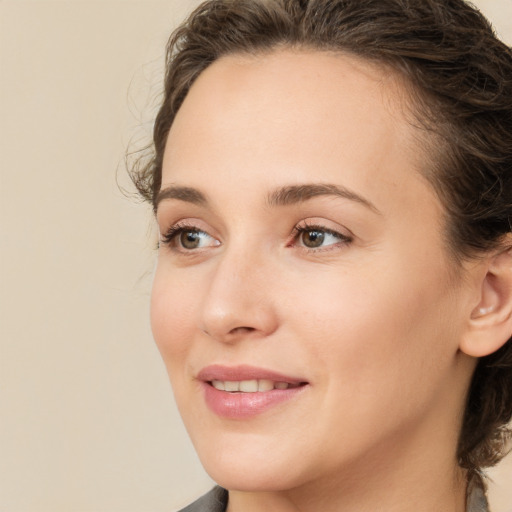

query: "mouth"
left=197, top=365, right=309, bottom=419
left=210, top=379, right=305, bottom=392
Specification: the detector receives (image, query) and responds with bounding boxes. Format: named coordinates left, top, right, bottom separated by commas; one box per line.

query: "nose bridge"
left=198, top=240, right=277, bottom=341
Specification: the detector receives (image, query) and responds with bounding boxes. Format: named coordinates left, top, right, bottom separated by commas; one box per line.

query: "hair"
left=129, top=0, right=512, bottom=478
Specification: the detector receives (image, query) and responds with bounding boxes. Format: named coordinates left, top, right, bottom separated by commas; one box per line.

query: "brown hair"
left=130, top=0, right=512, bottom=477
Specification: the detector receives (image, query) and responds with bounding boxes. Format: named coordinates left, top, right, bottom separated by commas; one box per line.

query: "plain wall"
left=1, top=1, right=511, bottom=511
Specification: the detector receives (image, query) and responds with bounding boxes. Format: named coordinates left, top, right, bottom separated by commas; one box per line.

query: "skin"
left=151, top=50, right=489, bottom=512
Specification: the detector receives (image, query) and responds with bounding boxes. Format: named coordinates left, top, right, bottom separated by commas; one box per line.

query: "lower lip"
left=202, top=382, right=307, bottom=419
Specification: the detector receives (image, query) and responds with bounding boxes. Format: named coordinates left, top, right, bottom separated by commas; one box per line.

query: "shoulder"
left=177, top=487, right=228, bottom=512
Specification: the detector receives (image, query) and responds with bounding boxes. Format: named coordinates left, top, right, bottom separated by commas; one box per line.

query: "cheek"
left=287, top=258, right=459, bottom=396
left=150, top=266, right=197, bottom=366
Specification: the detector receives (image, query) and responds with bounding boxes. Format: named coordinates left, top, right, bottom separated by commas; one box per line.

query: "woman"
left=130, top=0, right=512, bottom=510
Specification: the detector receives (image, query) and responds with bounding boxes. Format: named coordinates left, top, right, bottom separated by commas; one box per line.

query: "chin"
left=191, top=432, right=310, bottom=492
left=204, top=462, right=299, bottom=492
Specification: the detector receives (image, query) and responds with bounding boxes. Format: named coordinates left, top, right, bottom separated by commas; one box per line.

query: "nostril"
left=199, top=324, right=260, bottom=343
left=229, top=326, right=256, bottom=335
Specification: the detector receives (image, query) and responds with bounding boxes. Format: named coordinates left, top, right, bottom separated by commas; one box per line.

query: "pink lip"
left=197, top=365, right=308, bottom=419
left=197, top=364, right=305, bottom=384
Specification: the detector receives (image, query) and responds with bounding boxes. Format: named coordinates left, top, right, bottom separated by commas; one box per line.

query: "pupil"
left=303, top=230, right=324, bottom=248
left=181, top=231, right=200, bottom=249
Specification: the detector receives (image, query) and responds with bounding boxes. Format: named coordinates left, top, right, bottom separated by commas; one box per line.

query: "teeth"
left=210, top=379, right=295, bottom=393
left=211, top=380, right=225, bottom=391
left=224, top=381, right=239, bottom=392
left=239, top=379, right=258, bottom=392
left=258, top=379, right=274, bottom=392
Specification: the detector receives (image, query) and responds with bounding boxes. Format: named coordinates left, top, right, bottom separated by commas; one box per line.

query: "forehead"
left=163, top=48, right=423, bottom=173
left=162, top=49, right=436, bottom=216
left=169, top=49, right=408, bottom=133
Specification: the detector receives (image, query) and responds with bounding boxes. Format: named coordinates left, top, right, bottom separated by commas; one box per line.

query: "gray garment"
left=467, top=475, right=491, bottom=512
left=179, top=478, right=490, bottom=512
left=178, top=487, right=228, bottom=512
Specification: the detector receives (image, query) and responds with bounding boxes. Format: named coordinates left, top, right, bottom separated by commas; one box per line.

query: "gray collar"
left=466, top=475, right=490, bottom=512
left=178, top=487, right=228, bottom=512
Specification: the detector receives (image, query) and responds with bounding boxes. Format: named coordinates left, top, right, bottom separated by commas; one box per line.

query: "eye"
left=177, top=230, right=210, bottom=249
left=160, top=223, right=220, bottom=251
left=292, top=224, right=352, bottom=250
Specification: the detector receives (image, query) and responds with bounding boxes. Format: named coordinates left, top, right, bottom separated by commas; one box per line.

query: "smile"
left=198, top=365, right=309, bottom=419
left=210, top=379, right=302, bottom=392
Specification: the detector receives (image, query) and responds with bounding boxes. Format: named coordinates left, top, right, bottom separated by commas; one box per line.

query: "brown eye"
left=294, top=225, right=351, bottom=250
left=160, top=224, right=220, bottom=251
left=301, top=230, right=325, bottom=248
left=180, top=230, right=201, bottom=249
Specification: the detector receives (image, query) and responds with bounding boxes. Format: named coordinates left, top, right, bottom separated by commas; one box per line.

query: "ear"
left=460, top=246, right=512, bottom=358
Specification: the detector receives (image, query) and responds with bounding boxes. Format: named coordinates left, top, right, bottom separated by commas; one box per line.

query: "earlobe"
left=460, top=246, right=512, bottom=358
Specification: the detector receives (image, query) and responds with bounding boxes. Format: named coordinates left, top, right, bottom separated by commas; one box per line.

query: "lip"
left=198, top=364, right=309, bottom=419
left=197, top=364, right=306, bottom=384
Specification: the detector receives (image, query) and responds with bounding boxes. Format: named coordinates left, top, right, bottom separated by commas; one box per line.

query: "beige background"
left=1, top=1, right=511, bottom=511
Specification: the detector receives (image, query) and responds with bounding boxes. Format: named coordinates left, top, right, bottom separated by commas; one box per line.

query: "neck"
left=227, top=450, right=468, bottom=512
left=226, top=403, right=469, bottom=512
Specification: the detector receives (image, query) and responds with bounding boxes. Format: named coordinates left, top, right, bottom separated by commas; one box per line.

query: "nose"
left=197, top=246, right=279, bottom=344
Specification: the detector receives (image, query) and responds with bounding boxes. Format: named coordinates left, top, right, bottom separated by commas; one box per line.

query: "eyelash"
left=160, top=221, right=210, bottom=248
left=159, top=221, right=352, bottom=253
left=290, top=222, right=352, bottom=251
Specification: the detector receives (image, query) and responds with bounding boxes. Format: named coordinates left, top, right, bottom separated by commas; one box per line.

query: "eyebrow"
left=154, top=186, right=207, bottom=212
left=266, top=183, right=380, bottom=214
left=154, top=183, right=380, bottom=215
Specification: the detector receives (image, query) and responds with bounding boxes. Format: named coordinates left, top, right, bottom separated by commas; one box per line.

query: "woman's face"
left=151, top=50, right=475, bottom=492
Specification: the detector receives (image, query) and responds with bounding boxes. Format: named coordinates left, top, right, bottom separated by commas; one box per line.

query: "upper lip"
left=197, top=364, right=307, bottom=385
